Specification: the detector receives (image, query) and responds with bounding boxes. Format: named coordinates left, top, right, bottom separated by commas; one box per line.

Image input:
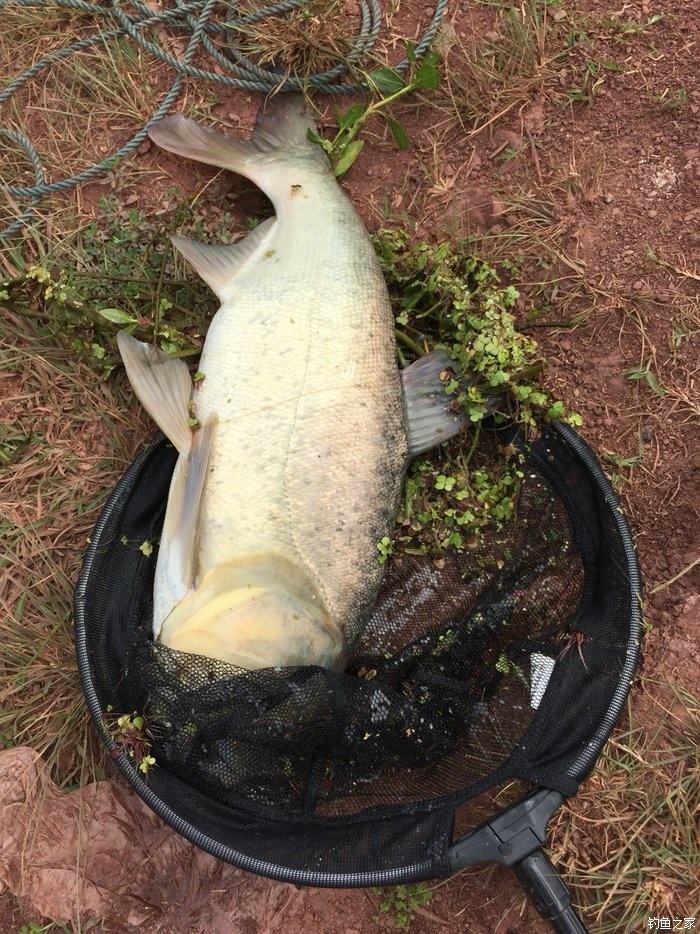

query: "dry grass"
left=0, top=312, right=148, bottom=786
left=435, top=0, right=569, bottom=138
left=0, top=6, right=188, bottom=239
left=1, top=13, right=158, bottom=171
left=228, top=0, right=359, bottom=83
left=551, top=680, right=699, bottom=931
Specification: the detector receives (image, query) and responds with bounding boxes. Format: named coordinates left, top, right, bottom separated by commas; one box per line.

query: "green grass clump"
left=0, top=196, right=222, bottom=374
left=375, top=228, right=578, bottom=428
left=374, top=228, right=580, bottom=554
left=374, top=882, right=434, bottom=930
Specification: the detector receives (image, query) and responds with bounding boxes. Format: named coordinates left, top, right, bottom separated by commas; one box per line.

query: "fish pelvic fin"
left=117, top=331, right=193, bottom=455
left=170, top=216, right=276, bottom=300
left=147, top=94, right=327, bottom=183
left=401, top=349, right=469, bottom=457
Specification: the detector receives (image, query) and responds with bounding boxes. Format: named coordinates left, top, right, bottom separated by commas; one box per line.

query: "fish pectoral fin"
left=117, top=331, right=193, bottom=455
left=156, top=416, right=216, bottom=633
left=170, top=217, right=276, bottom=299
left=401, top=349, right=469, bottom=457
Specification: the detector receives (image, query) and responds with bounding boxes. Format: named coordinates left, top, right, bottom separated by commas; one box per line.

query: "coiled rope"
left=0, top=0, right=447, bottom=237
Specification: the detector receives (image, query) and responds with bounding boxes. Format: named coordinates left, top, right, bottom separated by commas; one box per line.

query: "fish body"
left=120, top=97, right=405, bottom=670
left=118, top=96, right=463, bottom=671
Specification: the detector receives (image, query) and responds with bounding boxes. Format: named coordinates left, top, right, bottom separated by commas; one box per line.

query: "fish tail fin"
left=147, top=94, right=325, bottom=180
left=250, top=93, right=321, bottom=155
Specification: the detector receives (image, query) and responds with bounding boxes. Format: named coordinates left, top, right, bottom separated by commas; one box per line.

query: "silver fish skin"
left=118, top=95, right=408, bottom=671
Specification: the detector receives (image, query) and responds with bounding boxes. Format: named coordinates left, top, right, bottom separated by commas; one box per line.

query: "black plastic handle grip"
left=513, top=850, right=587, bottom=934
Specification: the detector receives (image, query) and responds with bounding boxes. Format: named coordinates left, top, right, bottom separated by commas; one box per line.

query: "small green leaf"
left=98, top=307, right=137, bottom=325
left=139, top=540, right=153, bottom=557
left=368, top=67, right=406, bottom=95
left=382, top=113, right=410, bottom=150
left=139, top=754, right=156, bottom=773
left=413, top=52, right=441, bottom=90
left=306, top=128, right=333, bottom=153
left=335, top=103, right=365, bottom=130
left=333, top=139, right=365, bottom=177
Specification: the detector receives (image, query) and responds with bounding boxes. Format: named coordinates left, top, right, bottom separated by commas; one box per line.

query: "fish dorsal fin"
left=117, top=331, right=193, bottom=455
left=401, top=349, right=469, bottom=457
left=153, top=416, right=216, bottom=636
left=170, top=216, right=276, bottom=299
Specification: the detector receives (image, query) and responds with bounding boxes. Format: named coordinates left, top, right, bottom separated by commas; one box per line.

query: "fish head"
left=158, top=554, right=345, bottom=671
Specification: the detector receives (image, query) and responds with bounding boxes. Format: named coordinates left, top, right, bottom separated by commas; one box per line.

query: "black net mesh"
left=75, top=423, right=640, bottom=882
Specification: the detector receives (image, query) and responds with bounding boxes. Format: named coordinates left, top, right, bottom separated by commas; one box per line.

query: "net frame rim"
left=73, top=420, right=642, bottom=887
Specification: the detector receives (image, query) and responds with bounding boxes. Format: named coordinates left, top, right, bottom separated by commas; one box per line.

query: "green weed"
left=103, top=708, right=156, bottom=775
left=309, top=46, right=441, bottom=177
left=373, top=229, right=580, bottom=554
left=599, top=13, right=664, bottom=37
left=0, top=196, right=220, bottom=371
left=374, top=882, right=433, bottom=930
left=565, top=58, right=625, bottom=104
left=654, top=87, right=689, bottom=111
left=376, top=536, right=395, bottom=564
left=18, top=923, right=70, bottom=934
left=626, top=362, right=667, bottom=398
left=375, top=229, right=580, bottom=430
left=604, top=436, right=644, bottom=491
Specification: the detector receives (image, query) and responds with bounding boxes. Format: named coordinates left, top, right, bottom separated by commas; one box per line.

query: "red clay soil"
left=1, top=1, right=698, bottom=932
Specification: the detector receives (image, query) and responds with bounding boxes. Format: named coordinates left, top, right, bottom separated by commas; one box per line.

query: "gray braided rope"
left=0, top=0, right=448, bottom=238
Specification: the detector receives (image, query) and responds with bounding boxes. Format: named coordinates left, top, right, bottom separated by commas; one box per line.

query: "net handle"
left=447, top=788, right=588, bottom=932
left=513, top=851, right=587, bottom=934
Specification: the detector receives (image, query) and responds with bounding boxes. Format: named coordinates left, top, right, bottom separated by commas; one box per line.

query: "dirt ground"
left=1, top=0, right=698, bottom=931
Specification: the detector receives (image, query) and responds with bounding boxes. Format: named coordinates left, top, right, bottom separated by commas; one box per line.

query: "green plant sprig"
left=373, top=882, right=433, bottom=930
left=373, top=229, right=581, bottom=556
left=103, top=707, right=156, bottom=775
left=309, top=46, right=441, bottom=177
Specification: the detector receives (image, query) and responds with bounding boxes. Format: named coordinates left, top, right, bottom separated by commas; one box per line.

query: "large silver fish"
left=118, top=95, right=463, bottom=672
